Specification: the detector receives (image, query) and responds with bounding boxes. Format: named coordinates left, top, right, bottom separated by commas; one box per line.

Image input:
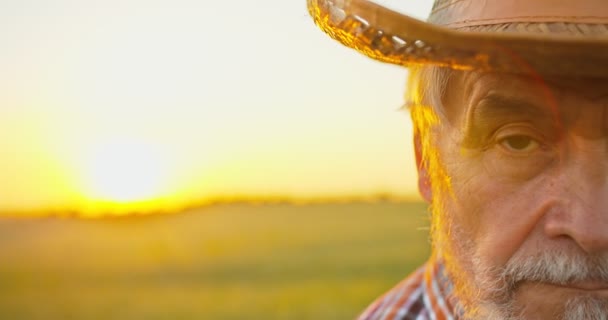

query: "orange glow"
left=0, top=0, right=429, bottom=217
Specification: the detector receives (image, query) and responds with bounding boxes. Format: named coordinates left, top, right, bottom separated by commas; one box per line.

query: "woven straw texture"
left=308, top=0, right=608, bottom=77
left=459, top=22, right=608, bottom=36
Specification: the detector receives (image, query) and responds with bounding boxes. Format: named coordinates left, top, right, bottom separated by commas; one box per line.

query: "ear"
left=414, top=132, right=432, bottom=203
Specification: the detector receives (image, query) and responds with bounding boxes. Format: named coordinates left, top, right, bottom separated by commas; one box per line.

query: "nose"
left=544, top=141, right=608, bottom=254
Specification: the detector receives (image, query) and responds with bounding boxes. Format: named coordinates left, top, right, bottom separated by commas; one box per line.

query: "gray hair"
left=404, top=65, right=456, bottom=208
left=405, top=65, right=452, bottom=121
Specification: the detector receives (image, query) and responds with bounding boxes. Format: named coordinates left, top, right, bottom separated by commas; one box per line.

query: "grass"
left=0, top=202, right=430, bottom=319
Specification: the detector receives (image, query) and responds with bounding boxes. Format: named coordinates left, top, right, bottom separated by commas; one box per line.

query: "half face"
left=433, top=70, right=608, bottom=319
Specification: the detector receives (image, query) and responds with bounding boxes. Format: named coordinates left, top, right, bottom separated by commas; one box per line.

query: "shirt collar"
left=423, top=255, right=460, bottom=318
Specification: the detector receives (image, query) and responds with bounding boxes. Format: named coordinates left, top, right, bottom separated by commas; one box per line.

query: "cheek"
left=443, top=151, right=556, bottom=268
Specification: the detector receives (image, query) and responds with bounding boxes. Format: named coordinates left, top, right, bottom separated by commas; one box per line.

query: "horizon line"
left=0, top=193, right=424, bottom=219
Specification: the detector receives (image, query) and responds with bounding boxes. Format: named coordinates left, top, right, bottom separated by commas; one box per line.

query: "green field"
left=0, top=202, right=430, bottom=319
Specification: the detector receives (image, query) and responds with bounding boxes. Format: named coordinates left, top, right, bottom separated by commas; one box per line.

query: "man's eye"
left=499, top=135, right=540, bottom=152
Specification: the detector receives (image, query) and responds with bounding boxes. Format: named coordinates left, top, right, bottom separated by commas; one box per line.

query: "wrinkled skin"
left=419, top=71, right=608, bottom=319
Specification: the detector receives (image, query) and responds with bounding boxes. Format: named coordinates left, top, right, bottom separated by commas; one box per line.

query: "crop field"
left=0, top=202, right=430, bottom=319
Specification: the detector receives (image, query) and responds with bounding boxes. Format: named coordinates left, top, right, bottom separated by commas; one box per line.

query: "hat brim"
left=308, top=0, right=608, bottom=78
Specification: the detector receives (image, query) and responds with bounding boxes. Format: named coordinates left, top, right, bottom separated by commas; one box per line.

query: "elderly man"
left=308, top=0, right=608, bottom=319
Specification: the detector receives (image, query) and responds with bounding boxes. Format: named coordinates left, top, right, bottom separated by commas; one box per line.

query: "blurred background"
left=0, top=0, right=433, bottom=318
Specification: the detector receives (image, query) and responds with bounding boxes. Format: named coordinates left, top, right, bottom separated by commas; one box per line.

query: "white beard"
left=436, top=230, right=608, bottom=320
left=432, top=212, right=608, bottom=320
left=563, top=296, right=608, bottom=320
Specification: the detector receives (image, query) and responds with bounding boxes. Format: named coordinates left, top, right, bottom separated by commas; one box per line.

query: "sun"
left=81, top=139, right=170, bottom=203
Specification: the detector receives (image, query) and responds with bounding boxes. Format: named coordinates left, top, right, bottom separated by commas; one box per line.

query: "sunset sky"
left=0, top=0, right=434, bottom=215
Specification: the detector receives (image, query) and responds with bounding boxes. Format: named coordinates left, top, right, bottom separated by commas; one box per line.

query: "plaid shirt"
left=357, top=259, right=458, bottom=320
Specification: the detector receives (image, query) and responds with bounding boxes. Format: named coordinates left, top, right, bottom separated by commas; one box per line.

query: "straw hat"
left=307, top=0, right=608, bottom=77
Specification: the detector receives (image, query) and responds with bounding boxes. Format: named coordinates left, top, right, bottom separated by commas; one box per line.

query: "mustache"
left=500, top=249, right=608, bottom=287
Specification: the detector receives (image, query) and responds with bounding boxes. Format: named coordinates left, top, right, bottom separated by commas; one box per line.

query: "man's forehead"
left=455, top=71, right=608, bottom=104
left=443, top=70, right=608, bottom=124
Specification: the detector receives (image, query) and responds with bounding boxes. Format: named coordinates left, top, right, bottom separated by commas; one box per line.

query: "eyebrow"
left=472, top=94, right=555, bottom=123
left=462, top=94, right=558, bottom=147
